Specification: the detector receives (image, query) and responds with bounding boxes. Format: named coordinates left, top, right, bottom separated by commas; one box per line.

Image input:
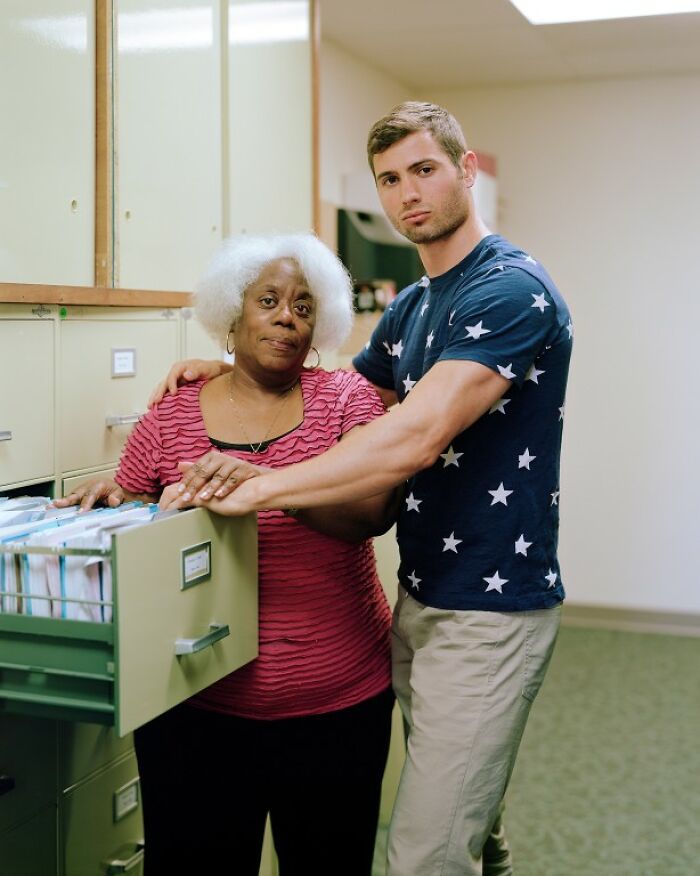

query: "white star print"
left=365, top=341, right=370, bottom=350
left=558, top=404, right=565, bottom=421
left=408, top=570, right=421, bottom=590
left=523, top=254, right=537, bottom=265
left=526, top=364, right=545, bottom=384
left=484, top=571, right=508, bottom=593
left=391, top=340, right=404, bottom=358
left=550, top=490, right=560, bottom=506
left=545, top=569, right=558, bottom=588
left=489, top=397, right=511, bottom=415
left=518, top=448, right=536, bottom=470
left=405, top=492, right=422, bottom=512
left=426, top=330, right=435, bottom=348
left=418, top=276, right=430, bottom=287
left=382, top=341, right=392, bottom=356
left=440, top=446, right=463, bottom=467
left=515, top=534, right=532, bottom=556
left=531, top=293, right=551, bottom=313
left=486, top=264, right=506, bottom=276
left=488, top=482, right=513, bottom=506
left=448, top=310, right=456, bottom=326
left=420, top=300, right=430, bottom=317
left=566, top=320, right=573, bottom=339
left=443, top=532, right=462, bottom=553
left=497, top=363, right=516, bottom=380
left=403, top=374, right=417, bottom=393
left=465, top=320, right=491, bottom=340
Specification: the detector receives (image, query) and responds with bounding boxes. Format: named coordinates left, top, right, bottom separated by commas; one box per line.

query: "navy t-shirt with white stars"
left=352, top=234, right=572, bottom=611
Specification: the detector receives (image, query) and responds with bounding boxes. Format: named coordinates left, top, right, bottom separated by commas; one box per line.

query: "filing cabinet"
left=0, top=316, right=55, bottom=489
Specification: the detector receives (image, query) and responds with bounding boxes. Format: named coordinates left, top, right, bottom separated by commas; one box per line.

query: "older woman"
left=57, top=233, right=397, bottom=876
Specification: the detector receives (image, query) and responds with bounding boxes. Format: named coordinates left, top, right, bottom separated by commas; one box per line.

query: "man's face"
left=372, top=130, right=473, bottom=245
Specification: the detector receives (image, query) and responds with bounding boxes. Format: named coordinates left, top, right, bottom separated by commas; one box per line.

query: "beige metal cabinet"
left=59, top=312, right=179, bottom=473
left=0, top=317, right=55, bottom=488
left=60, top=752, right=143, bottom=876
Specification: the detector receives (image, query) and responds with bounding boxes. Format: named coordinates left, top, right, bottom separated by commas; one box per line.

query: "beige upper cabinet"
left=0, top=1, right=95, bottom=285
left=228, top=0, right=314, bottom=235
left=115, top=0, right=224, bottom=293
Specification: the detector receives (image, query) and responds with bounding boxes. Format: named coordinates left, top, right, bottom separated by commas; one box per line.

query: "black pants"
left=134, top=687, right=394, bottom=875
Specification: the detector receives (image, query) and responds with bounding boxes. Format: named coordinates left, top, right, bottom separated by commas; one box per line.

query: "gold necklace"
left=228, top=374, right=299, bottom=454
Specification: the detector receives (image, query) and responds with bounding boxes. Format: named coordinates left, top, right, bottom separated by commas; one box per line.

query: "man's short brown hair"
left=367, top=102, right=468, bottom=172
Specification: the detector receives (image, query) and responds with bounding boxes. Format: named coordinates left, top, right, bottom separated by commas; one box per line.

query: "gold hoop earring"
left=226, top=331, right=235, bottom=356
left=306, top=347, right=320, bottom=369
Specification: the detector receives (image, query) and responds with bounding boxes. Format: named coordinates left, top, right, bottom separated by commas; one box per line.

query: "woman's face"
left=232, top=257, right=316, bottom=380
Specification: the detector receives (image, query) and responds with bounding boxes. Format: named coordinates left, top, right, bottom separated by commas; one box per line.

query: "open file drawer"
left=0, top=509, right=257, bottom=736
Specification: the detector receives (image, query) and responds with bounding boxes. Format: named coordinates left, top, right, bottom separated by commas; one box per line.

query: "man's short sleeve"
left=352, top=307, right=396, bottom=390
left=440, top=268, right=558, bottom=387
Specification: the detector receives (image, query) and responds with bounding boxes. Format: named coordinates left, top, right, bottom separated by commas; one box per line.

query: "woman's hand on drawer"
left=53, top=478, right=134, bottom=512
left=158, top=454, right=268, bottom=510
left=148, top=359, right=232, bottom=408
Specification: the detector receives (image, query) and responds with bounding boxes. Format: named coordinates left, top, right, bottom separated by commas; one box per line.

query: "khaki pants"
left=387, top=593, right=561, bottom=876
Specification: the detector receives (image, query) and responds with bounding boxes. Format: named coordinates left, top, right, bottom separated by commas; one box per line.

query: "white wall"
left=427, top=76, right=700, bottom=614
left=319, top=39, right=411, bottom=205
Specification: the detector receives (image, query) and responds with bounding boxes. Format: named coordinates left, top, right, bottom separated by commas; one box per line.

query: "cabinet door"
left=114, top=508, right=258, bottom=736
left=61, top=752, right=143, bottom=876
left=0, top=319, right=54, bottom=488
left=0, top=0, right=94, bottom=286
left=0, top=714, right=57, bottom=833
left=59, top=317, right=178, bottom=473
left=116, top=0, right=222, bottom=292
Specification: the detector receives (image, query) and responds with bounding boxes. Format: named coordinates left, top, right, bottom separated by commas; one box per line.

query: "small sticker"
left=111, top=348, right=136, bottom=378
left=181, top=541, right=212, bottom=590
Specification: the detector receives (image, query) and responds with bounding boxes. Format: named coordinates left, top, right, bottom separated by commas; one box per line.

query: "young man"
left=163, top=102, right=572, bottom=876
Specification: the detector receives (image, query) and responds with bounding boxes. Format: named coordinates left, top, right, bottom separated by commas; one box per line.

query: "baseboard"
left=562, top=603, right=700, bottom=638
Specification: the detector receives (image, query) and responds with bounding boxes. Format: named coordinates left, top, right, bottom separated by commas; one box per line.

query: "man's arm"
left=177, top=359, right=509, bottom=515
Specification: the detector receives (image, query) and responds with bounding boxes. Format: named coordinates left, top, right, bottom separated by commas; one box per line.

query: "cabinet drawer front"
left=0, top=805, right=58, bottom=876
left=59, top=722, right=134, bottom=792
left=61, top=752, right=143, bottom=876
left=113, top=508, right=258, bottom=736
left=0, top=714, right=57, bottom=833
left=0, top=320, right=54, bottom=487
left=59, top=319, right=178, bottom=472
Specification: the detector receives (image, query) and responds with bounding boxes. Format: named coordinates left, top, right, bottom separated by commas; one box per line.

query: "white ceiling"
left=320, top=0, right=700, bottom=88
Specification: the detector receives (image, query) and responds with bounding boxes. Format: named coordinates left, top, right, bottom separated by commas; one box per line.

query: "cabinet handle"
left=0, top=431, right=12, bottom=442
left=174, top=622, right=230, bottom=656
left=105, top=413, right=144, bottom=428
left=102, top=840, right=145, bottom=874
left=0, top=774, right=15, bottom=795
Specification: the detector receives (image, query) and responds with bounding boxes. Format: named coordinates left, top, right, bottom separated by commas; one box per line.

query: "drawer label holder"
left=180, top=540, right=212, bottom=590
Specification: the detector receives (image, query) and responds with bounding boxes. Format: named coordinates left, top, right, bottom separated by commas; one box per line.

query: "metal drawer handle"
left=175, top=622, right=230, bottom=656
left=0, top=774, right=16, bottom=795
left=105, top=413, right=144, bottom=428
left=102, top=840, right=144, bottom=874
left=0, top=431, right=12, bottom=442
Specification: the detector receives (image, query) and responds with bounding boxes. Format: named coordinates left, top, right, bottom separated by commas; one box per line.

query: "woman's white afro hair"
left=194, top=233, right=354, bottom=352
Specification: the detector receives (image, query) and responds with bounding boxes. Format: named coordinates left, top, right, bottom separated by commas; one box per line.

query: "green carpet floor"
left=373, top=625, right=700, bottom=876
